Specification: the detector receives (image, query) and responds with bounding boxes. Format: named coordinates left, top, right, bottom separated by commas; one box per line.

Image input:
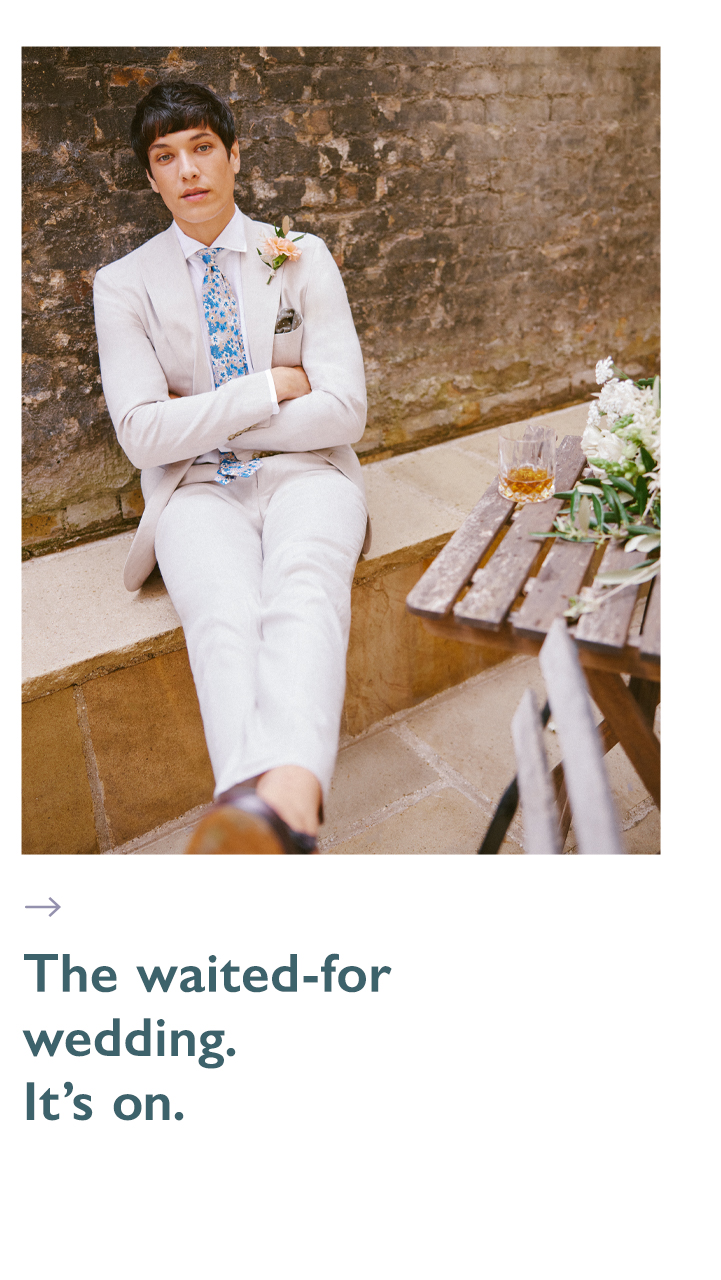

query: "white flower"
left=595, top=357, right=614, bottom=385
left=586, top=402, right=602, bottom=430
left=582, top=423, right=625, bottom=464
left=598, top=377, right=650, bottom=422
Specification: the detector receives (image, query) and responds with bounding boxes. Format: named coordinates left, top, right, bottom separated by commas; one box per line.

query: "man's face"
left=145, top=125, right=240, bottom=231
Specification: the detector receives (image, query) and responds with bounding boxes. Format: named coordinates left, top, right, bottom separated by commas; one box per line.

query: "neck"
left=174, top=197, right=236, bottom=247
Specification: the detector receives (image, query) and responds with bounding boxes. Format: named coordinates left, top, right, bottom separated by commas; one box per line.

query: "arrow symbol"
left=25, top=897, right=61, bottom=917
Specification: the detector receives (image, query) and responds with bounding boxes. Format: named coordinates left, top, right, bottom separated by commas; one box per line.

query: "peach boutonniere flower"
left=258, top=215, right=305, bottom=284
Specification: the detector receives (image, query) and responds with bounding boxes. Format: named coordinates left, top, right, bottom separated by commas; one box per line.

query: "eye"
left=157, top=153, right=172, bottom=164
left=196, top=144, right=211, bottom=152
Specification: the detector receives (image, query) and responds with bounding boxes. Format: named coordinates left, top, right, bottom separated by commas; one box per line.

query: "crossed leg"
left=154, top=464, right=367, bottom=837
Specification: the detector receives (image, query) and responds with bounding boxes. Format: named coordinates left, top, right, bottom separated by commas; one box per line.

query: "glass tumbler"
left=498, top=422, right=556, bottom=503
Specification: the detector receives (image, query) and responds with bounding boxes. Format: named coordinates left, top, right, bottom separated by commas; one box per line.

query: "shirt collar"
left=173, top=205, right=247, bottom=259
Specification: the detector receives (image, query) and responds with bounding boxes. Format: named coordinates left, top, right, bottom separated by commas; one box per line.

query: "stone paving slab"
left=324, top=789, right=491, bottom=856
left=404, top=657, right=561, bottom=807
left=321, top=732, right=438, bottom=845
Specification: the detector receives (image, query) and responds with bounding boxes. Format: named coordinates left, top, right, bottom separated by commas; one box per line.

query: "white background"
left=7, top=7, right=720, bottom=1278
left=8, top=859, right=709, bottom=1279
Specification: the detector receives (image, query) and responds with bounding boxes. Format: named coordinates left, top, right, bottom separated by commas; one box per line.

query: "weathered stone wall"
left=22, top=46, right=660, bottom=556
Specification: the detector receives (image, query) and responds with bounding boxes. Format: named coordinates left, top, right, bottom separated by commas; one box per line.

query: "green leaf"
left=612, top=413, right=634, bottom=432
left=625, top=533, right=660, bottom=554
left=624, top=523, right=660, bottom=536
left=577, top=493, right=592, bottom=533
left=601, top=484, right=624, bottom=523
left=595, top=560, right=660, bottom=586
left=570, top=489, right=580, bottom=524
left=611, top=477, right=638, bottom=498
left=639, top=445, right=656, bottom=472
left=591, top=493, right=605, bottom=531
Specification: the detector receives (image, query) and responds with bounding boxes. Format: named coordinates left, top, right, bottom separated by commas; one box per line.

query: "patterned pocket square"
left=274, top=307, right=302, bottom=334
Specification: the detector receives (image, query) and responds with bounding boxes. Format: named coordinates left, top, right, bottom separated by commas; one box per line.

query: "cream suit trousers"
left=154, top=454, right=367, bottom=800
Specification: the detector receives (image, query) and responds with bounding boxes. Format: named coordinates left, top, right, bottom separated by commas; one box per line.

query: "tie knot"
left=197, top=248, right=221, bottom=266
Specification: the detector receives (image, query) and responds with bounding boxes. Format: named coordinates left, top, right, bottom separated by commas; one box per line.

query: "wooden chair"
left=507, top=618, right=625, bottom=855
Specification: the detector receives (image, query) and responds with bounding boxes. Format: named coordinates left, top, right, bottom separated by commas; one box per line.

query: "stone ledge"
left=22, top=403, right=588, bottom=703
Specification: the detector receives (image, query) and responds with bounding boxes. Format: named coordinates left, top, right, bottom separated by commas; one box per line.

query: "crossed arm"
left=169, top=365, right=310, bottom=403
left=94, top=237, right=366, bottom=470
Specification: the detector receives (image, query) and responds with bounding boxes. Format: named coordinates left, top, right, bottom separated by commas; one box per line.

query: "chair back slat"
left=539, top=620, right=625, bottom=855
left=511, top=688, right=563, bottom=855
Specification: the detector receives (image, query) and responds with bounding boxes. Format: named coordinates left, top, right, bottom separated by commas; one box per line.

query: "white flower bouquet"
left=531, top=357, right=661, bottom=617
left=583, top=357, right=660, bottom=501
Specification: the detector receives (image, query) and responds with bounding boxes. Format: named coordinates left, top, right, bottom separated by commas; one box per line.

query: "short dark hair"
left=130, top=80, right=237, bottom=172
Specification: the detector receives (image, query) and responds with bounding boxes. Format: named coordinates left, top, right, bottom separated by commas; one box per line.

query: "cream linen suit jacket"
left=93, top=210, right=371, bottom=591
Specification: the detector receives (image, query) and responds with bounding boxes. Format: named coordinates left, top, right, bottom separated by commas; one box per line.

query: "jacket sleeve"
left=236, top=237, right=367, bottom=453
left=93, top=268, right=275, bottom=469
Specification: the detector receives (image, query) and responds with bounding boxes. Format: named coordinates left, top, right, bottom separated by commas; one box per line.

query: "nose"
left=178, top=149, right=201, bottom=182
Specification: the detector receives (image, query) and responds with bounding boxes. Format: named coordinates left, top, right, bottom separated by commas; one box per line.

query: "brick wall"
left=22, top=45, right=660, bottom=556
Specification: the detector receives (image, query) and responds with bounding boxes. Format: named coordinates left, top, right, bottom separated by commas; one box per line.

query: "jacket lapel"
left=137, top=226, right=212, bottom=394
left=239, top=212, right=282, bottom=373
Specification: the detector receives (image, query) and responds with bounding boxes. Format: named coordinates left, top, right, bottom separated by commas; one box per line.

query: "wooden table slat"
left=453, top=435, right=587, bottom=630
left=575, top=541, right=648, bottom=652
left=512, top=539, right=596, bottom=639
left=405, top=481, right=514, bottom=619
left=639, top=572, right=660, bottom=662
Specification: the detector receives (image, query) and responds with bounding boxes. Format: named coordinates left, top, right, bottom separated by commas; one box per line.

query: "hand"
left=272, top=365, right=311, bottom=402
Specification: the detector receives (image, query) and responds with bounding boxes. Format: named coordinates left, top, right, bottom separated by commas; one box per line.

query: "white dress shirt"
left=173, top=205, right=278, bottom=463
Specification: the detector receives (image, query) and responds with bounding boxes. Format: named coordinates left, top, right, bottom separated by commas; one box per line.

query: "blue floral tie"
left=196, top=247, right=263, bottom=486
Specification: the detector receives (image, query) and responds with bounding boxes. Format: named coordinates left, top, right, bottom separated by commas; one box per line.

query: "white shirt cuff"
left=266, top=368, right=279, bottom=414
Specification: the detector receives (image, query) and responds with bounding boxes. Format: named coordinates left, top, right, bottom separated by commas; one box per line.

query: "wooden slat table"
left=406, top=434, right=660, bottom=816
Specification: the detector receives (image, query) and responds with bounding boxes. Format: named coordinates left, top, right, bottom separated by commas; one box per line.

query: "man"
left=93, top=80, right=370, bottom=855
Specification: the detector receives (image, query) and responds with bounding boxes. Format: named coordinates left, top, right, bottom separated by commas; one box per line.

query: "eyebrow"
left=149, top=131, right=215, bottom=153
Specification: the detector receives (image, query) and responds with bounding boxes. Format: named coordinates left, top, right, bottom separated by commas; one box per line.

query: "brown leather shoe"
left=185, top=787, right=317, bottom=855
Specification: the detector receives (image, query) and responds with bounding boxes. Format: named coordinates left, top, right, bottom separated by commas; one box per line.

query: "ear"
left=146, top=169, right=160, bottom=194
left=230, top=138, right=240, bottom=175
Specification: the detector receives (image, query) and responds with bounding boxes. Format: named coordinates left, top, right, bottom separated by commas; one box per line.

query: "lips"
left=182, top=188, right=210, bottom=200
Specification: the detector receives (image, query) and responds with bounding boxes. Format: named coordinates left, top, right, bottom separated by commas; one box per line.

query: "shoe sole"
left=185, top=807, right=286, bottom=855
